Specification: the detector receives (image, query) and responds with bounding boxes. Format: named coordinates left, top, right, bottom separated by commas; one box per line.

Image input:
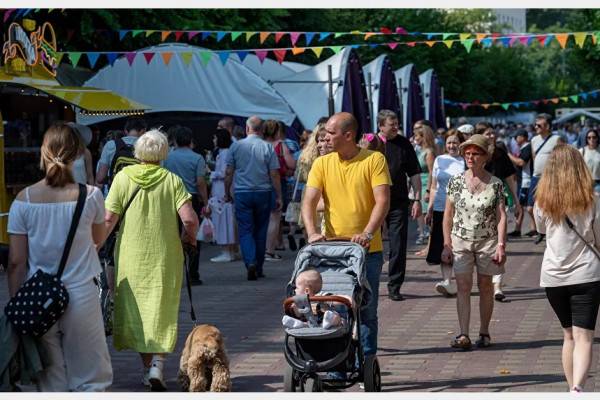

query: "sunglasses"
left=535, top=124, right=545, bottom=129
left=588, top=136, right=598, bottom=140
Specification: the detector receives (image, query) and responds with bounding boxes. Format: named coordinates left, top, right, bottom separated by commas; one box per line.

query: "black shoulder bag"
left=565, top=216, right=600, bottom=261
left=4, top=184, right=87, bottom=337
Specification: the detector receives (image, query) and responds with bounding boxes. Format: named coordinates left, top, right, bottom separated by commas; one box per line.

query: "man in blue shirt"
left=164, top=126, right=208, bottom=285
left=225, top=116, right=281, bottom=281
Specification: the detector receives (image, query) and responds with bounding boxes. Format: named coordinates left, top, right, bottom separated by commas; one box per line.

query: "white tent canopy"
left=241, top=55, right=300, bottom=82
left=78, top=43, right=298, bottom=126
left=555, top=109, right=600, bottom=124
left=269, top=47, right=355, bottom=130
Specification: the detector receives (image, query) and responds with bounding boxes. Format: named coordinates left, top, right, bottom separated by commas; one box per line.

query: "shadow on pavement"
left=381, top=372, right=565, bottom=392
left=232, top=375, right=281, bottom=392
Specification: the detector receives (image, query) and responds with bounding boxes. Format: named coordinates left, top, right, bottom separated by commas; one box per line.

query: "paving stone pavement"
left=1, top=220, right=599, bottom=392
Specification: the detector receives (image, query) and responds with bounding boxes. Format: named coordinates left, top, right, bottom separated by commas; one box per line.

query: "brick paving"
left=2, top=219, right=599, bottom=392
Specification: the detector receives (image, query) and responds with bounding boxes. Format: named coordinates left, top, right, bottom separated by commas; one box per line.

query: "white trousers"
left=37, top=279, right=113, bottom=391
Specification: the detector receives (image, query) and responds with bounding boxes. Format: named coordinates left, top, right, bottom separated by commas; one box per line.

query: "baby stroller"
left=282, top=241, right=381, bottom=392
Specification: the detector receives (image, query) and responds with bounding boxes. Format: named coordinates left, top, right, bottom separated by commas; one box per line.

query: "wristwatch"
left=363, top=232, right=374, bottom=241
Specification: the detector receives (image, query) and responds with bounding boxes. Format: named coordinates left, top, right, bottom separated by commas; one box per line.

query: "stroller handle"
left=283, top=295, right=353, bottom=315
left=325, top=236, right=352, bottom=242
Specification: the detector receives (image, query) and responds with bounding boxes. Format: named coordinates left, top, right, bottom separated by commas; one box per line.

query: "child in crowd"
left=282, top=268, right=347, bottom=329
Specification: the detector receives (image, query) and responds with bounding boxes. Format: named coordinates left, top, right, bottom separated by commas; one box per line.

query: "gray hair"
left=134, top=129, right=169, bottom=162
left=377, top=109, right=398, bottom=127
left=246, top=116, right=263, bottom=133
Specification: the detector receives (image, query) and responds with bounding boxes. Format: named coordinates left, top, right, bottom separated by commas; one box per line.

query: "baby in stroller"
left=282, top=268, right=349, bottom=329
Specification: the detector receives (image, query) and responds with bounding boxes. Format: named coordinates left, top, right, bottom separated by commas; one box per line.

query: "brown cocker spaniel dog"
left=178, top=324, right=232, bottom=392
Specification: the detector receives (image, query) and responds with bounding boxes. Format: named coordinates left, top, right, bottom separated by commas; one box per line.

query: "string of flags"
left=54, top=31, right=600, bottom=70
left=445, top=89, right=600, bottom=111
left=2, top=8, right=63, bottom=22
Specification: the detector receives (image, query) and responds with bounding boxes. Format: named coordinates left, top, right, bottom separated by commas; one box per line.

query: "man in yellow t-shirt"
left=302, top=112, right=391, bottom=359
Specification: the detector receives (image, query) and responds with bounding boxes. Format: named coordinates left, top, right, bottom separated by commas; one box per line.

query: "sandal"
left=476, top=333, right=492, bottom=348
left=450, top=334, right=472, bottom=350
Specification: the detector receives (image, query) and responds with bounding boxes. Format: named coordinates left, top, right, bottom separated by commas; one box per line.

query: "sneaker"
left=525, top=230, right=538, bottom=237
left=507, top=230, right=521, bottom=237
left=435, top=280, right=457, bottom=297
left=210, top=252, right=233, bottom=263
left=190, top=278, right=203, bottom=286
left=142, top=367, right=150, bottom=387
left=264, top=252, right=282, bottom=262
left=282, top=315, right=307, bottom=329
left=534, top=234, right=546, bottom=245
left=494, top=290, right=506, bottom=302
left=148, top=357, right=166, bottom=391
left=247, top=265, right=257, bottom=281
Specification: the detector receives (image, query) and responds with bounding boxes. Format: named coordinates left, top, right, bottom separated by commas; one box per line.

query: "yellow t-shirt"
left=307, top=148, right=391, bottom=253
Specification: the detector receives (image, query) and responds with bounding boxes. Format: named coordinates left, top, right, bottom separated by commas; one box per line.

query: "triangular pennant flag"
left=245, top=32, right=257, bottom=42
left=406, top=42, right=416, bottom=47
left=291, top=47, right=305, bottom=55
left=180, top=52, right=193, bottom=66
left=330, top=46, right=343, bottom=54
left=161, top=31, right=171, bottom=41
left=442, top=33, right=454, bottom=40
left=199, top=51, right=213, bottom=66
left=570, top=95, right=579, bottom=103
left=119, top=30, right=130, bottom=41
left=125, top=52, right=137, bottom=66
left=364, top=33, right=376, bottom=40
left=550, top=98, right=560, bottom=104
left=536, top=35, right=547, bottom=47
left=275, top=32, right=286, bottom=43
left=555, top=33, right=569, bottom=49
left=592, top=32, right=598, bottom=45
left=380, top=27, right=392, bottom=34
left=334, top=33, right=344, bottom=39
left=312, top=47, right=324, bottom=58
left=201, top=32, right=212, bottom=41
left=350, top=30, right=361, bottom=35
left=459, top=33, right=471, bottom=41
left=69, top=52, right=82, bottom=66
left=290, top=32, right=301, bottom=46
left=132, top=30, right=144, bottom=37
left=319, top=32, right=331, bottom=41
left=3, top=9, right=16, bottom=23
left=481, top=38, right=493, bottom=48
left=482, top=104, right=490, bottom=110
left=581, top=93, right=589, bottom=101
left=255, top=50, right=268, bottom=63
left=461, top=104, right=469, bottom=111
left=574, top=32, right=587, bottom=48
left=476, top=33, right=487, bottom=43
left=259, top=32, right=270, bottom=44
left=188, top=31, right=200, bottom=41
left=388, top=42, right=399, bottom=50
left=426, top=34, right=435, bottom=40
left=369, top=44, right=378, bottom=49
left=160, top=52, right=173, bottom=66
left=498, top=38, right=511, bottom=47
left=143, top=52, right=155, bottom=64
left=86, top=53, right=100, bottom=69
left=145, top=30, right=156, bottom=37
left=218, top=52, right=229, bottom=65
left=106, top=53, right=119, bottom=66
left=396, top=27, right=408, bottom=35
left=544, top=34, right=554, bottom=47
left=55, top=52, right=65, bottom=65
left=216, top=31, right=227, bottom=42
left=350, top=44, right=360, bottom=49
left=236, top=51, right=249, bottom=62
left=305, top=32, right=316, bottom=45
left=425, top=41, right=436, bottom=47
left=519, top=36, right=530, bottom=46
left=273, top=49, right=286, bottom=64
left=174, top=31, right=184, bottom=41
left=231, top=31, right=243, bottom=41
left=443, top=40, right=454, bottom=49
left=501, top=103, right=510, bottom=110
left=592, top=91, right=599, bottom=99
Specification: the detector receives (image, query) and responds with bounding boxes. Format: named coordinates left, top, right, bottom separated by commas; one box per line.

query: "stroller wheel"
left=283, top=365, right=297, bottom=392
left=302, top=376, right=322, bottom=392
left=363, top=355, right=381, bottom=392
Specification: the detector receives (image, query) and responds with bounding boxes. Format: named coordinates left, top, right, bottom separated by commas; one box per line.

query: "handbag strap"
left=565, top=215, right=600, bottom=261
left=182, top=245, right=197, bottom=324
left=122, top=185, right=141, bottom=219
left=57, top=184, right=87, bottom=279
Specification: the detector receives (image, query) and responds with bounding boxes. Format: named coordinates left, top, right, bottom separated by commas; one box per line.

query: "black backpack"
left=108, top=137, right=139, bottom=185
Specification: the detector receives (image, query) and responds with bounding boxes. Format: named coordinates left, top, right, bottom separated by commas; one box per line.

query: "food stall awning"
left=0, top=71, right=149, bottom=115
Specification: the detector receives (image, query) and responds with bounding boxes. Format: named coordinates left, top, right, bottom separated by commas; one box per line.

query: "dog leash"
left=183, top=244, right=198, bottom=324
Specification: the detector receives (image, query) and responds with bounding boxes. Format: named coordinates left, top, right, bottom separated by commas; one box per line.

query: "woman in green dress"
left=413, top=125, right=437, bottom=247
left=104, top=130, right=199, bottom=391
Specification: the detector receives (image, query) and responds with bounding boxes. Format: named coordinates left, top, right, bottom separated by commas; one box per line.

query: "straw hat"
left=67, top=122, right=92, bottom=146
left=459, top=134, right=491, bottom=156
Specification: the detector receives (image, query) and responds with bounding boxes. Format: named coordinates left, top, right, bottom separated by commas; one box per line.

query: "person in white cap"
left=457, top=124, right=474, bottom=140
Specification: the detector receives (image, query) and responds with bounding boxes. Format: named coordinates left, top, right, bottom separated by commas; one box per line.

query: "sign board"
left=2, top=21, right=58, bottom=77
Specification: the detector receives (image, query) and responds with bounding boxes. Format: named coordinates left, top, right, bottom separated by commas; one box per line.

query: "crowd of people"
left=4, top=109, right=600, bottom=393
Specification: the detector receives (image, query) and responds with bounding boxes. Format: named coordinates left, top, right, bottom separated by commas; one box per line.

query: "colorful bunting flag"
left=188, top=31, right=200, bottom=41
left=555, top=33, right=569, bottom=49
left=388, top=42, right=399, bottom=50
left=569, top=95, right=579, bottom=103
left=142, top=52, right=155, bottom=64
left=425, top=41, right=436, bottom=47
left=312, top=47, right=324, bottom=58
left=119, top=30, right=130, bottom=41
left=236, top=51, right=249, bottom=62
left=459, top=33, right=471, bottom=41
left=125, top=52, right=137, bottom=66
left=161, top=31, right=171, bottom=42
left=69, top=52, right=82, bottom=66
left=291, top=47, right=306, bottom=55
left=364, top=33, right=376, bottom=40
left=255, top=50, right=268, bottom=63
left=334, top=33, right=344, bottom=39
left=574, top=32, right=587, bottom=47
left=145, top=30, right=156, bottom=37
left=273, top=49, right=287, bottom=64
left=330, top=46, right=343, bottom=54
left=132, top=30, right=145, bottom=37
left=245, top=32, right=257, bottom=42
left=106, top=53, right=119, bottom=66
left=216, top=31, right=227, bottom=42
left=86, top=53, right=100, bottom=69
left=199, top=51, right=213, bottom=66
left=201, top=32, right=212, bottom=41
left=275, top=32, right=286, bottom=43
left=319, top=32, right=331, bottom=41
left=180, top=52, right=193, bottom=66
left=160, top=52, right=174, bottom=66
left=3, top=9, right=16, bottom=23
left=290, top=32, right=301, bottom=47
left=305, top=32, right=316, bottom=45
left=174, top=31, right=185, bottom=41
left=259, top=32, right=270, bottom=44
left=218, top=52, right=230, bottom=65
left=231, top=32, right=243, bottom=42
left=443, top=40, right=454, bottom=49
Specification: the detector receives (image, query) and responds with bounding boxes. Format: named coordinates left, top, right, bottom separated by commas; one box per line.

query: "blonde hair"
left=297, top=123, right=325, bottom=180
left=40, top=122, right=80, bottom=187
left=414, top=125, right=437, bottom=155
left=134, top=129, right=169, bottom=162
left=536, top=144, right=595, bottom=224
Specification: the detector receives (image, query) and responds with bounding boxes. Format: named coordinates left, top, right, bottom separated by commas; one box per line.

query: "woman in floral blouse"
left=441, top=134, right=507, bottom=350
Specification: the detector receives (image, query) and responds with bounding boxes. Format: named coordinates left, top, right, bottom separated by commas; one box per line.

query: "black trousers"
left=386, top=203, right=409, bottom=294
left=181, top=195, right=203, bottom=280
